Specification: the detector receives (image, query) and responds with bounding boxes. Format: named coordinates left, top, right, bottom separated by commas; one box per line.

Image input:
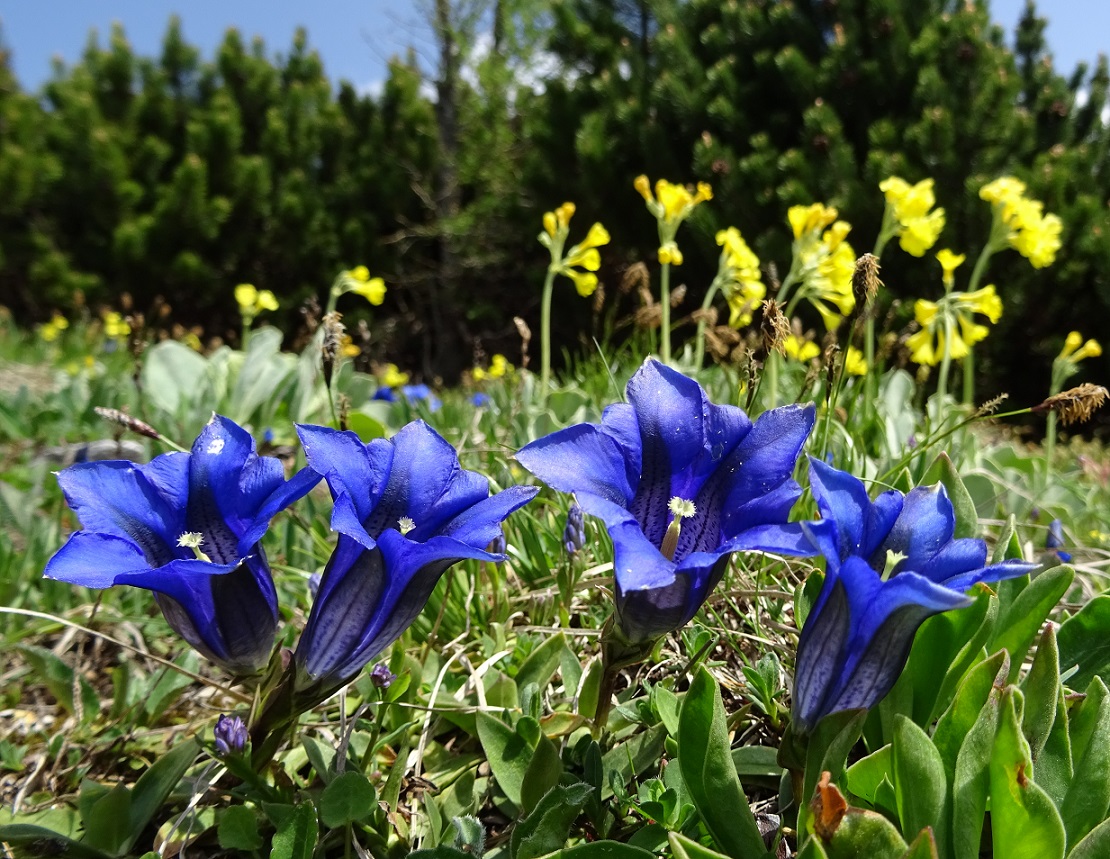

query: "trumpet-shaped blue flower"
left=293, top=420, right=538, bottom=699
left=516, top=358, right=816, bottom=643
left=792, top=458, right=1037, bottom=732
left=44, top=415, right=320, bottom=674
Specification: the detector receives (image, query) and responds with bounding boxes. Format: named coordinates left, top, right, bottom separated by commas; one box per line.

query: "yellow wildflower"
left=980, top=177, right=1062, bottom=268
left=103, top=311, right=131, bottom=339
left=566, top=268, right=599, bottom=297
left=235, top=283, right=279, bottom=314
left=936, top=249, right=965, bottom=288
left=909, top=285, right=1001, bottom=368
left=788, top=203, right=838, bottom=241
left=1058, top=331, right=1102, bottom=364
left=347, top=273, right=386, bottom=306
left=979, top=176, right=1027, bottom=207
left=715, top=227, right=766, bottom=329
left=783, top=335, right=820, bottom=362
left=39, top=312, right=69, bottom=342
left=954, top=284, right=1002, bottom=324
left=474, top=353, right=513, bottom=381
left=380, top=363, right=410, bottom=388
left=845, top=346, right=868, bottom=376
left=635, top=175, right=712, bottom=266
left=340, top=335, right=361, bottom=358
left=879, top=177, right=945, bottom=257
left=541, top=204, right=610, bottom=296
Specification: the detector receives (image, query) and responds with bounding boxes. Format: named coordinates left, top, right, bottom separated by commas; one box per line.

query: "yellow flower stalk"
left=788, top=203, right=838, bottom=241
left=693, top=227, right=766, bottom=365
left=634, top=175, right=713, bottom=363
left=537, top=201, right=611, bottom=394
left=103, top=311, right=131, bottom=340
left=878, top=176, right=946, bottom=258
left=979, top=176, right=1063, bottom=269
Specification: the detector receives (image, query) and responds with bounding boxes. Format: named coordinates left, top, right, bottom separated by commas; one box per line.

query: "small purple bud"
left=563, top=502, right=586, bottom=556
left=471, top=392, right=491, bottom=408
left=214, top=714, right=248, bottom=757
left=370, top=663, right=397, bottom=690
left=1046, top=519, right=1065, bottom=549
left=488, top=529, right=507, bottom=556
left=907, top=435, right=917, bottom=448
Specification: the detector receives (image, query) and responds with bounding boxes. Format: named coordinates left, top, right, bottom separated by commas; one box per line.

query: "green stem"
left=937, top=311, right=954, bottom=413
left=694, top=275, right=724, bottom=368
left=766, top=350, right=780, bottom=409
left=540, top=266, right=557, bottom=401
left=962, top=347, right=976, bottom=407
left=961, top=242, right=996, bottom=407
left=660, top=262, right=672, bottom=364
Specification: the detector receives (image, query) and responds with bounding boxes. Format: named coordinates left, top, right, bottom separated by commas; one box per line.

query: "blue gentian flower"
left=44, top=415, right=320, bottom=674
left=792, top=458, right=1036, bottom=733
left=293, top=420, right=538, bottom=699
left=471, top=392, right=491, bottom=408
left=516, top=358, right=816, bottom=643
left=1046, top=519, right=1072, bottom=562
left=402, top=384, right=442, bottom=412
left=373, top=387, right=397, bottom=403
left=564, top=502, right=586, bottom=557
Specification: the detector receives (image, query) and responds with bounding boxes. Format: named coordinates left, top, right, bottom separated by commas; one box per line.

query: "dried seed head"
left=851, top=253, right=881, bottom=314
left=1034, top=384, right=1109, bottom=426
left=513, top=316, right=532, bottom=368
left=592, top=281, right=606, bottom=315
left=621, top=261, right=650, bottom=295
left=635, top=304, right=663, bottom=330
left=669, top=283, right=686, bottom=308
left=691, top=307, right=719, bottom=326
left=975, top=393, right=1009, bottom=418
left=321, top=312, right=345, bottom=388
left=761, top=299, right=790, bottom=356
left=94, top=406, right=162, bottom=440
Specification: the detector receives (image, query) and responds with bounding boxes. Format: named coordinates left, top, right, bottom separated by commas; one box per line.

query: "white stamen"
left=668, top=496, right=697, bottom=519
left=177, top=532, right=204, bottom=549
left=398, top=516, right=416, bottom=536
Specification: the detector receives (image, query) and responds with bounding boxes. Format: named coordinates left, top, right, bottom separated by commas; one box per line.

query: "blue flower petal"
left=56, top=460, right=183, bottom=566
left=793, top=573, right=852, bottom=731
left=912, top=538, right=988, bottom=584
left=436, top=485, right=540, bottom=549
left=45, top=532, right=157, bottom=587
left=187, top=416, right=260, bottom=564
left=298, top=424, right=392, bottom=525
left=808, top=457, right=871, bottom=559
left=618, top=555, right=730, bottom=643
left=877, top=484, right=956, bottom=571
left=238, top=466, right=321, bottom=553
left=516, top=424, right=634, bottom=508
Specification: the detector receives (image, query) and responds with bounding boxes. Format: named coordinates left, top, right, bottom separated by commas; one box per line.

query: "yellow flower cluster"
left=715, top=228, right=766, bottom=328
left=1057, top=331, right=1102, bottom=365
left=907, top=250, right=1003, bottom=366
left=540, top=202, right=610, bottom=297
left=473, top=353, right=513, bottom=381
left=784, top=335, right=819, bottom=362
left=635, top=176, right=713, bottom=265
left=979, top=177, right=1062, bottom=269
left=379, top=363, right=410, bottom=388
left=103, top=310, right=131, bottom=340
left=341, top=266, right=387, bottom=306
left=39, top=312, right=69, bottom=342
left=879, top=177, right=945, bottom=257
left=235, top=283, right=279, bottom=315
left=788, top=206, right=857, bottom=330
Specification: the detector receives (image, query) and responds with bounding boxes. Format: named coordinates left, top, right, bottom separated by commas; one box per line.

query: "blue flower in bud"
left=1046, top=519, right=1071, bottom=562
left=564, top=502, right=586, bottom=556
left=792, top=458, right=1037, bottom=733
left=471, top=392, right=491, bottom=408
left=293, top=420, right=538, bottom=700
left=44, top=416, right=320, bottom=674
left=488, top=529, right=507, bottom=556
left=370, top=662, right=397, bottom=689
left=516, top=358, right=817, bottom=644
left=214, top=714, right=248, bottom=756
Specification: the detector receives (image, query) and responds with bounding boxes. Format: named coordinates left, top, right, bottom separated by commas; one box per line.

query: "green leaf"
left=516, top=633, right=567, bottom=694
left=730, top=745, right=782, bottom=787
left=409, top=848, right=472, bottom=859
left=891, top=716, right=945, bottom=845
left=13, top=644, right=99, bottom=722
left=846, top=745, right=892, bottom=806
left=509, top=782, right=594, bottom=859
left=0, top=824, right=113, bottom=858
left=951, top=676, right=1002, bottom=859
left=476, top=712, right=531, bottom=807
left=921, top=453, right=977, bottom=540
left=795, top=572, right=825, bottom=629
left=1057, top=594, right=1110, bottom=692
left=270, top=801, right=318, bottom=859
left=652, top=685, right=681, bottom=737
left=1035, top=685, right=1073, bottom=809
left=802, top=709, right=869, bottom=833
left=901, top=828, right=940, bottom=859
left=218, top=805, right=263, bottom=852
left=1061, top=677, right=1110, bottom=849
left=126, top=738, right=198, bottom=852
left=676, top=666, right=768, bottom=859
left=796, top=837, right=831, bottom=859
left=1021, top=625, right=1061, bottom=760
left=600, top=722, right=666, bottom=800
left=991, top=515, right=1025, bottom=565
left=142, top=340, right=209, bottom=418
left=820, top=808, right=909, bottom=859
left=520, top=735, right=563, bottom=814
left=988, top=687, right=1065, bottom=859
left=82, top=784, right=132, bottom=854
left=576, top=658, right=602, bottom=721
left=542, top=842, right=658, bottom=859
left=345, top=410, right=388, bottom=442
left=668, top=831, right=736, bottom=859
left=933, top=650, right=1009, bottom=777
left=319, top=771, right=376, bottom=828
left=1068, top=816, right=1110, bottom=859
left=990, top=565, right=1073, bottom=683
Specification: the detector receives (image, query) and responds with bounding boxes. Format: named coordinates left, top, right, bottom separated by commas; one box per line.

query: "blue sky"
left=1, top=1, right=1106, bottom=93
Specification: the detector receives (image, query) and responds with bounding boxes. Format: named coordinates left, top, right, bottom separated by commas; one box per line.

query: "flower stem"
left=540, top=266, right=557, bottom=402
left=694, top=275, right=724, bottom=368
left=962, top=242, right=995, bottom=406
left=660, top=262, right=672, bottom=364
